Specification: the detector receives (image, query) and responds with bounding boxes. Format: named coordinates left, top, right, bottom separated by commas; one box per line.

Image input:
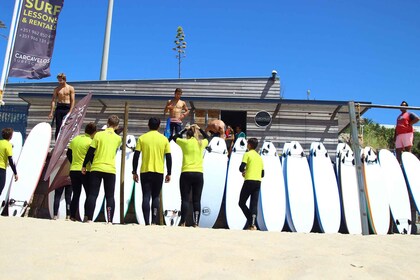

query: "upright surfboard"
left=362, top=147, right=390, bottom=235
left=104, top=145, right=136, bottom=223
left=8, top=123, right=51, bottom=217
left=378, top=149, right=411, bottom=234
left=257, top=141, right=286, bottom=231
left=338, top=144, right=362, bottom=234
left=134, top=153, right=145, bottom=225
left=225, top=137, right=248, bottom=230
left=283, top=141, right=315, bottom=233
left=0, top=131, right=23, bottom=214
left=200, top=137, right=228, bottom=228
left=402, top=152, right=420, bottom=214
left=309, top=142, right=341, bottom=233
left=162, top=140, right=182, bottom=226
left=336, top=142, right=348, bottom=174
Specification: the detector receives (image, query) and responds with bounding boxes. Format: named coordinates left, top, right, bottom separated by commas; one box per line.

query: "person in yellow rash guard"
left=82, top=115, right=122, bottom=223
left=170, top=124, right=209, bottom=227
left=238, top=138, right=264, bottom=230
left=132, top=117, right=172, bottom=225
left=66, top=122, right=97, bottom=221
left=0, top=128, right=18, bottom=197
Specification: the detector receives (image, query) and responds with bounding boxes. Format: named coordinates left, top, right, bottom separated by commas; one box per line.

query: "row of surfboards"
left=1, top=122, right=419, bottom=235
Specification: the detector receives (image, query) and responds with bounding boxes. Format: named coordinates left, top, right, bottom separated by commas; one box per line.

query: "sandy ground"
left=0, top=216, right=419, bottom=280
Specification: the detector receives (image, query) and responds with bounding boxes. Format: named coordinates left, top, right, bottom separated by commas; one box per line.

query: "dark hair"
left=107, top=115, right=120, bottom=127
left=148, top=117, right=161, bottom=130
left=248, top=138, right=258, bottom=149
left=85, top=122, right=97, bottom=135
left=186, top=129, right=194, bottom=138
left=175, top=88, right=183, bottom=93
left=1, top=127, right=13, bottom=140
left=401, top=101, right=408, bottom=106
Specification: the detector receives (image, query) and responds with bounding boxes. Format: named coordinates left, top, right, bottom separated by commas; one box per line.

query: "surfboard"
left=283, top=141, right=314, bottom=233
left=104, top=136, right=136, bottom=224
left=338, top=143, right=362, bottom=234
left=199, top=137, right=228, bottom=228
left=335, top=142, right=349, bottom=174
left=133, top=152, right=145, bottom=225
left=0, top=131, right=23, bottom=214
left=309, top=142, right=341, bottom=233
left=8, top=123, right=51, bottom=217
left=225, top=137, right=248, bottom=230
left=257, top=141, right=286, bottom=231
left=402, top=152, right=420, bottom=215
left=162, top=140, right=182, bottom=226
left=378, top=149, right=411, bottom=234
left=362, top=147, right=390, bottom=235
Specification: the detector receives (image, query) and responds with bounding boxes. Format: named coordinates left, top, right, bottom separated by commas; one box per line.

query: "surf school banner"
left=8, top=0, right=64, bottom=79
left=44, top=93, right=93, bottom=185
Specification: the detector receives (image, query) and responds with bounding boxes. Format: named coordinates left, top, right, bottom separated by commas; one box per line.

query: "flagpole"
left=100, top=0, right=114, bottom=81
left=0, top=0, right=22, bottom=102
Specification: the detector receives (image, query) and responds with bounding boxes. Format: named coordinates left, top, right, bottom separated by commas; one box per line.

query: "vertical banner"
left=44, top=93, right=93, bottom=185
left=8, top=0, right=64, bottom=79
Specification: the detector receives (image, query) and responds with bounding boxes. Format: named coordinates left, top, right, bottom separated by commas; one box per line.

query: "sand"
left=0, top=217, right=419, bottom=279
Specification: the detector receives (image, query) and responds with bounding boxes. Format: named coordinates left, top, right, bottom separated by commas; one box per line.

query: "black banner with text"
left=8, top=0, right=64, bottom=79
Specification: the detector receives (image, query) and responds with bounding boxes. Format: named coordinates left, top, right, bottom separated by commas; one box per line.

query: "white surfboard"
left=0, top=131, right=23, bottom=214
left=133, top=153, right=145, bottom=225
left=200, top=137, right=228, bottom=228
left=338, top=144, right=362, bottom=234
left=336, top=142, right=348, bottom=174
left=104, top=144, right=135, bottom=224
left=8, top=123, right=51, bottom=217
left=402, top=152, right=420, bottom=215
left=162, top=140, right=182, bottom=226
left=309, top=142, right=341, bottom=233
left=378, top=149, right=411, bottom=234
left=283, top=141, right=315, bottom=233
left=257, top=141, right=286, bottom=231
left=225, top=137, right=248, bottom=230
left=362, top=147, right=390, bottom=235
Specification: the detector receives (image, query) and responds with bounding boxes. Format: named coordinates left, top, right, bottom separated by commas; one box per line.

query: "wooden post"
left=348, top=101, right=370, bottom=235
left=120, top=102, right=129, bottom=224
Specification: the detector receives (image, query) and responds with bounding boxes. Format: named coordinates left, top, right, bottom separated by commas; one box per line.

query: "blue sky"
left=1, top=0, right=420, bottom=125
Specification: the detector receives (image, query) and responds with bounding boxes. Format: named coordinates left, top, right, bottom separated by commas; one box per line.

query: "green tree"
left=172, top=26, right=187, bottom=79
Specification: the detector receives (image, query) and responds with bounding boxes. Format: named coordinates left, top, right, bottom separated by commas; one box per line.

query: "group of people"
left=1, top=72, right=419, bottom=230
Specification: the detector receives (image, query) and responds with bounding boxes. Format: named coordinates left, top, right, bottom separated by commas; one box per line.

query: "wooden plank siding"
left=2, top=77, right=369, bottom=157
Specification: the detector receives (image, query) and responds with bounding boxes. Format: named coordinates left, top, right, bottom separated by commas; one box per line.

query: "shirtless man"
left=164, top=88, right=189, bottom=136
left=48, top=73, right=75, bottom=140
left=205, top=119, right=226, bottom=139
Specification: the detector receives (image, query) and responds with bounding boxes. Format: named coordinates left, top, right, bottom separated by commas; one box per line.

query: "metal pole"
left=0, top=0, right=22, bottom=92
left=119, top=102, right=128, bottom=224
left=348, top=101, right=370, bottom=235
left=100, top=0, right=114, bottom=80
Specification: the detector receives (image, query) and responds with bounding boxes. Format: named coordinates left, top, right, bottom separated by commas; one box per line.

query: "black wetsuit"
left=54, top=103, right=71, bottom=140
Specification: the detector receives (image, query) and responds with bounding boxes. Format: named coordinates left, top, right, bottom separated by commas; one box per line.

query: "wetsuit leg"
left=103, top=172, right=116, bottom=223
left=64, top=185, right=73, bottom=217
left=150, top=173, right=164, bottom=225
left=54, top=186, right=65, bottom=216
left=179, top=172, right=192, bottom=224
left=0, top=168, right=6, bottom=197
left=85, top=171, right=102, bottom=221
left=140, top=173, right=152, bottom=225
left=190, top=172, right=204, bottom=225
left=69, top=171, right=82, bottom=219
left=54, top=104, right=70, bottom=140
